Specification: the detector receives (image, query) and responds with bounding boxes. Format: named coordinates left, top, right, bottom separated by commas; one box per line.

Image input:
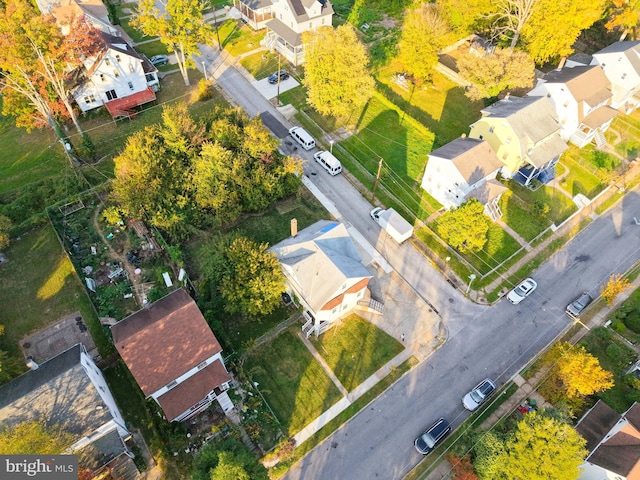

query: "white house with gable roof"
left=591, top=41, right=640, bottom=113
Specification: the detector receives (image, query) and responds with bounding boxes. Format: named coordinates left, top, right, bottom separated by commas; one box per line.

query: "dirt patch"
left=378, top=15, right=398, bottom=29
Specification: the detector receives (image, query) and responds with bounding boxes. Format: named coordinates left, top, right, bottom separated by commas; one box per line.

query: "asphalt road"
left=194, top=48, right=640, bottom=479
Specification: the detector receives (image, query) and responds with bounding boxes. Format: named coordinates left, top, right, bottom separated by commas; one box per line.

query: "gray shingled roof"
left=596, top=41, right=640, bottom=79
left=270, top=221, right=371, bottom=311
left=544, top=66, right=611, bottom=107
left=0, top=344, right=113, bottom=438
left=482, top=96, right=567, bottom=168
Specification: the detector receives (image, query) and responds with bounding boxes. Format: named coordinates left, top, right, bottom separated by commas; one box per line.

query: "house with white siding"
left=591, top=41, right=640, bottom=113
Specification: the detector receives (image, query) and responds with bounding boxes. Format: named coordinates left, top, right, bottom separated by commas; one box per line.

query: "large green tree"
left=458, top=48, right=535, bottom=100
left=132, top=0, right=214, bottom=86
left=201, top=236, right=285, bottom=317
left=475, top=412, right=587, bottom=480
left=436, top=199, right=491, bottom=253
left=192, top=435, right=268, bottom=480
left=302, top=25, right=375, bottom=120
left=0, top=421, right=72, bottom=454
left=210, top=451, right=250, bottom=480
left=398, top=4, right=453, bottom=83
left=113, top=104, right=302, bottom=236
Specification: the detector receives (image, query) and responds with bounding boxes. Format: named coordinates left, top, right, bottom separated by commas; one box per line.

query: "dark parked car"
left=462, top=378, right=496, bottom=411
left=268, top=70, right=290, bottom=84
left=414, top=418, right=451, bottom=455
left=150, top=55, right=169, bottom=67
left=566, top=292, right=593, bottom=318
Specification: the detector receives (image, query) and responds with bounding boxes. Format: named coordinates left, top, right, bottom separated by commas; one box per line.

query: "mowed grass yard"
left=310, top=315, right=403, bottom=392
left=0, top=225, right=112, bottom=363
left=244, top=329, right=343, bottom=436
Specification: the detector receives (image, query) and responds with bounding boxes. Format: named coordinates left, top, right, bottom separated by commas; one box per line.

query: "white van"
left=289, top=126, right=316, bottom=150
left=313, top=150, right=342, bottom=176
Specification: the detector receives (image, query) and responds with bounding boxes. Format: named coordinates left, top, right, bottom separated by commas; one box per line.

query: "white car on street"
left=507, top=278, right=537, bottom=304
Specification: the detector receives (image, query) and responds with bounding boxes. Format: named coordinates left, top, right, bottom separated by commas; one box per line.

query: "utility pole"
left=371, top=157, right=383, bottom=201
left=212, top=4, right=222, bottom=51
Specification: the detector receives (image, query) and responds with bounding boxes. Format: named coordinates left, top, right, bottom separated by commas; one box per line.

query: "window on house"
left=322, top=18, right=325, bottom=25
left=166, top=380, right=178, bottom=390
left=129, top=64, right=135, bottom=73
left=105, top=58, right=110, bottom=66
left=114, top=70, right=119, bottom=78
left=505, top=136, right=512, bottom=144
left=100, top=74, right=105, bottom=82
left=116, top=54, right=121, bottom=62
left=488, top=126, right=494, bottom=133
left=563, top=101, right=569, bottom=107
left=128, top=81, right=134, bottom=90
left=622, top=73, right=627, bottom=79
left=342, top=283, right=347, bottom=290
left=309, top=22, right=312, bottom=29
left=105, top=89, right=117, bottom=100
left=478, top=135, right=483, bottom=140
left=342, top=304, right=348, bottom=310
left=332, top=307, right=337, bottom=314
left=84, top=95, right=95, bottom=104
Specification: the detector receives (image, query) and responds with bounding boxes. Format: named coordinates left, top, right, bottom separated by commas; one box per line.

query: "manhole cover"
left=448, top=298, right=454, bottom=303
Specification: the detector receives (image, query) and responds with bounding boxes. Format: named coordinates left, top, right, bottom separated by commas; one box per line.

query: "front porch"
left=263, top=18, right=304, bottom=65
left=513, top=158, right=559, bottom=186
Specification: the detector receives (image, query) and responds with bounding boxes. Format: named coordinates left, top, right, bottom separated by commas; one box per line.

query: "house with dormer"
left=0, top=344, right=138, bottom=479
left=112, top=289, right=233, bottom=423
left=592, top=41, right=640, bottom=114
left=66, top=31, right=159, bottom=118
left=469, top=95, right=568, bottom=186
left=270, top=221, right=372, bottom=337
left=261, top=0, right=333, bottom=65
left=575, top=400, right=640, bottom=480
left=528, top=66, right=618, bottom=148
left=421, top=137, right=507, bottom=221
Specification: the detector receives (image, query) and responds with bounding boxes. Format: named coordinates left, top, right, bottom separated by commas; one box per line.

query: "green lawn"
left=559, top=145, right=616, bottom=198
left=374, top=65, right=483, bottom=150
left=0, top=225, right=113, bottom=365
left=131, top=40, right=169, bottom=59
left=310, top=314, right=404, bottom=392
left=506, top=180, right=578, bottom=225
left=499, top=190, right=551, bottom=242
left=240, top=51, right=280, bottom=80
left=244, top=329, right=343, bottom=436
left=119, top=18, right=153, bottom=44
left=610, top=113, right=640, bottom=160
left=218, top=20, right=265, bottom=57
left=579, top=327, right=639, bottom=413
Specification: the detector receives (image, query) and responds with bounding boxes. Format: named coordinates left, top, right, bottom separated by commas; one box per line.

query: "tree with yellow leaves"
left=545, top=342, right=614, bottom=399
left=601, top=273, right=631, bottom=306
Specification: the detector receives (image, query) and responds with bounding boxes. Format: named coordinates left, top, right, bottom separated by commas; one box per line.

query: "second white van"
left=313, top=150, right=342, bottom=176
left=289, top=126, right=316, bottom=150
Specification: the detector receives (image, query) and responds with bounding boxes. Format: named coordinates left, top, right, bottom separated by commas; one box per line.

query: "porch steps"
left=357, top=298, right=384, bottom=314
left=594, top=130, right=607, bottom=148
left=217, top=391, right=234, bottom=414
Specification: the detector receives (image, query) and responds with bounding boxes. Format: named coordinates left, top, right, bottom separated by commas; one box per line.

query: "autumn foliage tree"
left=302, top=25, right=375, bottom=120
left=601, top=273, right=631, bottom=306
left=541, top=342, right=614, bottom=406
left=436, top=199, right=491, bottom=253
left=398, top=4, right=453, bottom=83
left=606, top=0, right=640, bottom=40
left=132, top=0, right=214, bottom=86
left=457, top=48, right=535, bottom=100
left=0, top=420, right=72, bottom=454
left=474, top=411, right=587, bottom=480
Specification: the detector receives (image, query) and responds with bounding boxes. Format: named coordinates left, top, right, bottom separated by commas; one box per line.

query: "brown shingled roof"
left=576, top=400, right=620, bottom=451
left=156, top=360, right=230, bottom=421
left=111, top=289, right=222, bottom=396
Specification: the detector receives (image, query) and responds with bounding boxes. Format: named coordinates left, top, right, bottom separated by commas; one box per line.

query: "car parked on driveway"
left=507, top=278, right=537, bottom=304
left=268, top=70, right=290, bottom=84
left=566, top=292, right=592, bottom=318
left=414, top=418, right=451, bottom=455
left=462, top=378, right=496, bottom=411
left=150, top=55, right=169, bottom=67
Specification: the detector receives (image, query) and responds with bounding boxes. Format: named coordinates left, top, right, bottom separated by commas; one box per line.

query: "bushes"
left=624, top=313, right=640, bottom=333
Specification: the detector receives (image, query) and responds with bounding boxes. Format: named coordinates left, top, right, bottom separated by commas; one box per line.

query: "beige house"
left=270, top=220, right=372, bottom=337
left=528, top=66, right=618, bottom=148
left=421, top=137, right=507, bottom=221
left=469, top=95, right=568, bottom=186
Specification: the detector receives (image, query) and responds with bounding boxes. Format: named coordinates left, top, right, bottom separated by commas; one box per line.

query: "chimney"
left=291, top=218, right=298, bottom=237
left=26, top=358, right=39, bottom=371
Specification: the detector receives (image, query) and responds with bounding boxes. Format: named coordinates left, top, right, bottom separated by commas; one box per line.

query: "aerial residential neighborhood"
left=1, top=0, right=640, bottom=480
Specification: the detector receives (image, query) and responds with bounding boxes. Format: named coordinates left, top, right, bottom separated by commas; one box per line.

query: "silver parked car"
left=566, top=292, right=592, bottom=318
left=463, top=378, right=496, bottom=411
